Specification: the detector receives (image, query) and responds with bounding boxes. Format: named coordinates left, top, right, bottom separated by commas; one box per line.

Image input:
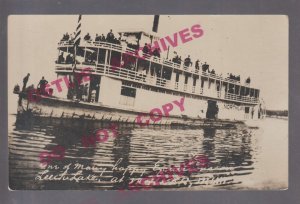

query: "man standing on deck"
left=106, top=29, right=115, bottom=43
left=22, top=73, right=30, bottom=91
left=195, top=60, right=200, bottom=71
left=38, top=76, right=48, bottom=95
left=202, top=62, right=210, bottom=72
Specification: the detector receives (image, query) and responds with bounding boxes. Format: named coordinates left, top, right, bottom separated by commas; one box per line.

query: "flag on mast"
left=70, top=14, right=82, bottom=97
left=73, top=14, right=82, bottom=70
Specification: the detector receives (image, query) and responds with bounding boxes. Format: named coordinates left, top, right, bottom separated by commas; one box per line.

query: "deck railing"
left=55, top=64, right=258, bottom=104
left=225, top=93, right=258, bottom=103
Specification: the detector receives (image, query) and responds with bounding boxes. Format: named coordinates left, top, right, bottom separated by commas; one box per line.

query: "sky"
left=8, top=15, right=288, bottom=112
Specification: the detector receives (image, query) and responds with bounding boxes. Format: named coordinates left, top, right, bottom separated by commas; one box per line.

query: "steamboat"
left=13, top=15, right=266, bottom=128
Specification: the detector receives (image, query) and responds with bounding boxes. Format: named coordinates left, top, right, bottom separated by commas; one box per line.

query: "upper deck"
left=56, top=40, right=260, bottom=105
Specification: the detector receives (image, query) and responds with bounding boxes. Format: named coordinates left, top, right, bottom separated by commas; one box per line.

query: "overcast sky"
left=8, top=15, right=288, bottom=112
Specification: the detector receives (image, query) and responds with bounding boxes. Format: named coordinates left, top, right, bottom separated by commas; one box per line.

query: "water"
left=8, top=115, right=288, bottom=190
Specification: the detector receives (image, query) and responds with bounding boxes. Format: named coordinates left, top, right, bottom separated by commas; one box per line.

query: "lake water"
left=8, top=114, right=288, bottom=190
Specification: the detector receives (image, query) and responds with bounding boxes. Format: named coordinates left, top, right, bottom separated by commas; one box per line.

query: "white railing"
left=200, top=88, right=204, bottom=95
left=55, top=64, right=73, bottom=71
left=225, top=93, right=258, bottom=103
left=175, top=82, right=179, bottom=90
left=192, top=86, right=196, bottom=93
left=56, top=64, right=259, bottom=104
left=183, top=84, right=188, bottom=92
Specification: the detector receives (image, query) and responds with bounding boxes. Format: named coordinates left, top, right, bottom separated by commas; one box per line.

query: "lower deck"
left=30, top=74, right=264, bottom=121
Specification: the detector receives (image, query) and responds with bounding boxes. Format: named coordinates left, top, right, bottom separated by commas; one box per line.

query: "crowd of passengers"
left=60, top=29, right=121, bottom=45
left=60, top=31, right=251, bottom=84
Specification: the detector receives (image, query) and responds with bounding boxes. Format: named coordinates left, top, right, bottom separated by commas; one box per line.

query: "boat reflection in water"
left=9, top=115, right=256, bottom=190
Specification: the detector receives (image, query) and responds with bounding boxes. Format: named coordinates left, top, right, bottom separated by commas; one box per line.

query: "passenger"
left=210, top=69, right=215, bottom=74
left=85, top=52, right=92, bottom=63
left=69, top=34, right=74, bottom=43
left=142, top=69, right=147, bottom=75
left=91, top=52, right=97, bottom=63
left=101, top=34, right=105, bottom=41
left=84, top=33, right=91, bottom=41
left=38, top=77, right=49, bottom=95
left=178, top=56, right=182, bottom=64
left=61, top=32, right=69, bottom=41
left=14, top=84, right=20, bottom=94
left=106, top=29, right=115, bottom=43
left=246, top=77, right=251, bottom=84
left=66, top=54, right=73, bottom=64
left=95, top=34, right=100, bottom=41
left=195, top=59, right=200, bottom=70
left=113, top=37, right=120, bottom=44
left=117, top=37, right=121, bottom=44
left=215, top=104, right=219, bottom=118
left=91, top=89, right=97, bottom=102
left=202, top=62, right=209, bottom=72
left=70, top=32, right=76, bottom=42
left=82, top=84, right=89, bottom=102
left=143, top=43, right=150, bottom=54
left=152, top=48, right=161, bottom=57
left=22, top=73, right=30, bottom=91
left=57, top=52, right=65, bottom=64
left=77, top=84, right=84, bottom=100
left=172, top=55, right=179, bottom=63
left=65, top=33, right=69, bottom=41
left=184, top=55, right=192, bottom=67
left=236, top=75, right=240, bottom=82
left=229, top=73, right=234, bottom=79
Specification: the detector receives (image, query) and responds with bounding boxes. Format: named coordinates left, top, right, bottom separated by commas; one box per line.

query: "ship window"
left=110, top=51, right=121, bottom=68
left=228, top=83, right=234, bottom=93
left=255, top=89, right=259, bottom=98
left=121, top=86, right=136, bottom=98
left=245, top=107, right=250, bottom=113
left=235, top=86, right=240, bottom=95
left=84, top=47, right=98, bottom=64
left=162, top=68, right=172, bottom=80
left=241, top=86, right=245, bottom=96
left=245, top=88, right=250, bottom=96
left=250, top=89, right=254, bottom=97
left=97, top=49, right=106, bottom=64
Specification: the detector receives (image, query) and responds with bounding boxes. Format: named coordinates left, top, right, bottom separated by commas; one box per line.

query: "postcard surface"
left=8, top=15, right=288, bottom=190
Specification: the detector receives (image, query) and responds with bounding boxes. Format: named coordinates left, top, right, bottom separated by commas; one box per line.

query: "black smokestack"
left=152, top=15, right=159, bottom=33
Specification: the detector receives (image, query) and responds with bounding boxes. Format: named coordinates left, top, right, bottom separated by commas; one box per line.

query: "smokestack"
left=152, top=15, right=160, bottom=33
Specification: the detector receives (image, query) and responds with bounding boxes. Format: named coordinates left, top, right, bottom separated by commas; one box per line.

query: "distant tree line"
left=266, top=110, right=288, bottom=117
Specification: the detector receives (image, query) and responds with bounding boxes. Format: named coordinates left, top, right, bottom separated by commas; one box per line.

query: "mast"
left=71, top=14, right=82, bottom=99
